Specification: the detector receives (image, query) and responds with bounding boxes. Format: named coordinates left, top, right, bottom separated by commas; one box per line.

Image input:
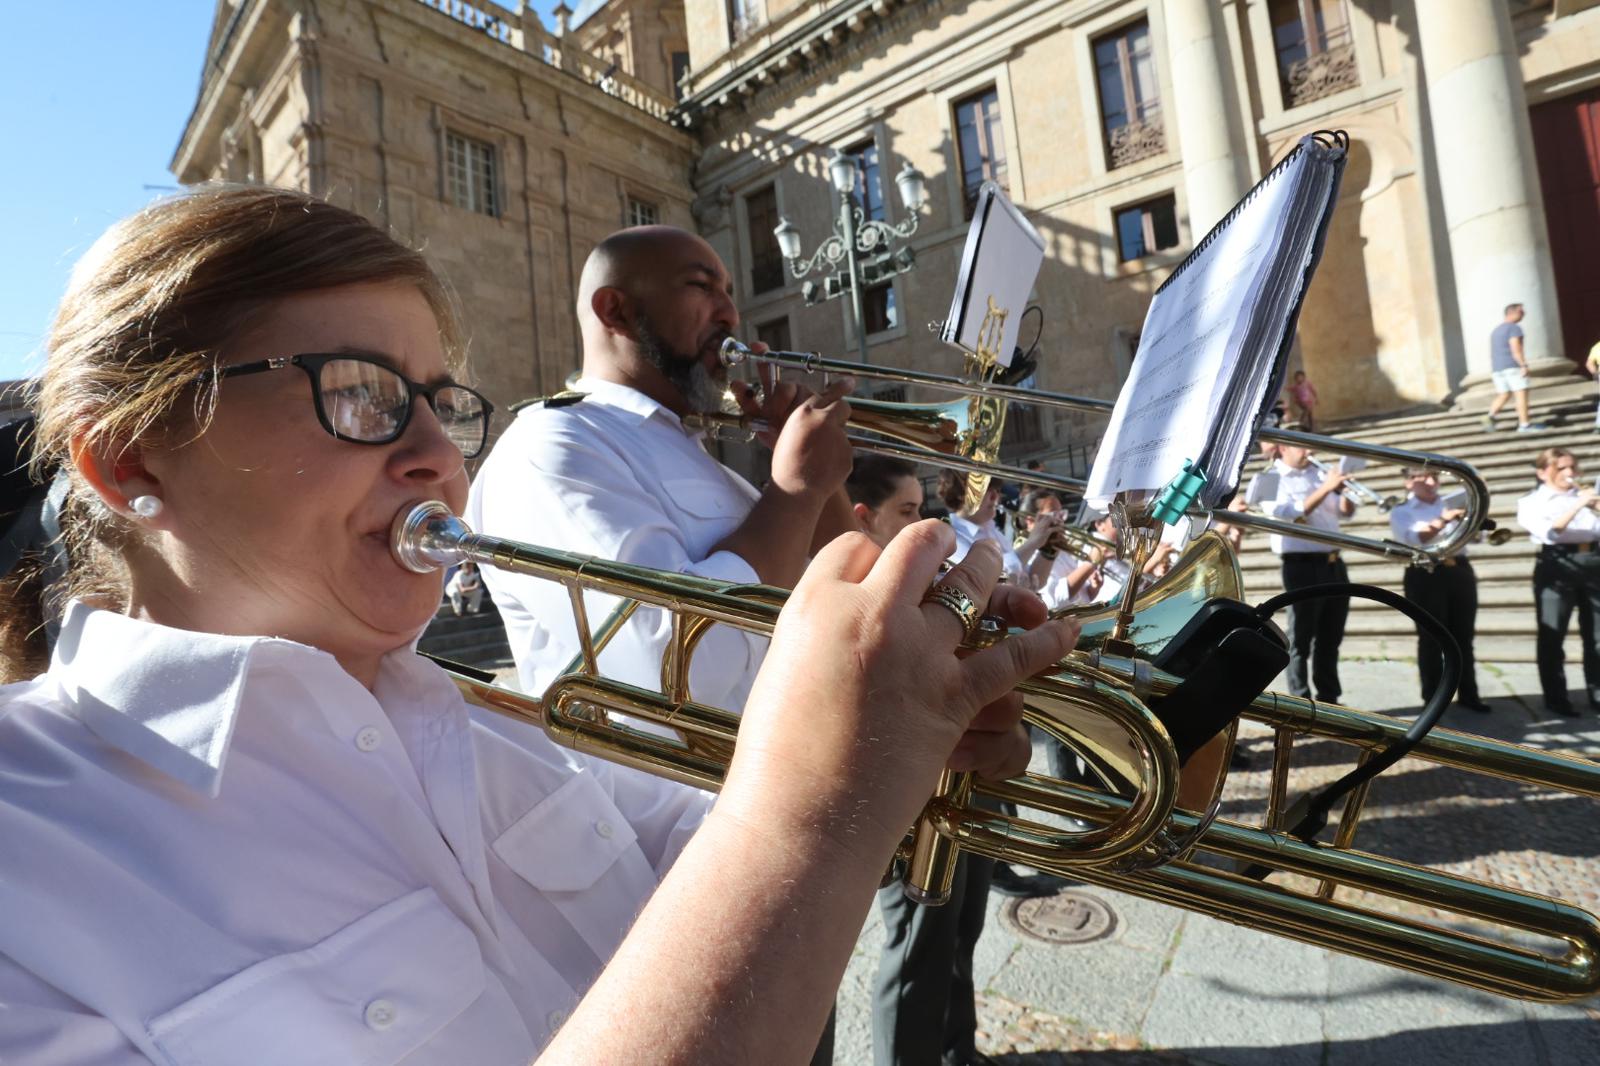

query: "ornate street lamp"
left=774, top=151, right=928, bottom=364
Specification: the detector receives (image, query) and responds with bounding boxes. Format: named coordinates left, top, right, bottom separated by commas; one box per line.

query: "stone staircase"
left=417, top=595, right=513, bottom=671
left=1234, top=390, right=1597, bottom=664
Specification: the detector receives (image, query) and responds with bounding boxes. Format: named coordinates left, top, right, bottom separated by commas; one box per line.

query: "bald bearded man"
left=468, top=224, right=857, bottom=722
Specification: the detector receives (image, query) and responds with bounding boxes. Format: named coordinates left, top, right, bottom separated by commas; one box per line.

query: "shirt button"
left=355, top=726, right=383, bottom=752
left=364, top=998, right=398, bottom=1030
left=594, top=819, right=615, bottom=840
left=548, top=1009, right=569, bottom=1031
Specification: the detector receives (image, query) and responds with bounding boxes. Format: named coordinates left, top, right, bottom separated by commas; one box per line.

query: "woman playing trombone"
left=0, top=186, right=1074, bottom=1065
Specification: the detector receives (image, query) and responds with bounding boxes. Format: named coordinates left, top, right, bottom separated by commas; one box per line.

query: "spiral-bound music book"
left=1085, top=131, right=1348, bottom=511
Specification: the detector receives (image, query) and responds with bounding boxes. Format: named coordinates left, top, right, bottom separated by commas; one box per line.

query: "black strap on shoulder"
left=509, top=391, right=587, bottom=414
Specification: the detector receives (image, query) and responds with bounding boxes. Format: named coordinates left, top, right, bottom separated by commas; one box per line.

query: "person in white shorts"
left=1483, top=302, right=1548, bottom=433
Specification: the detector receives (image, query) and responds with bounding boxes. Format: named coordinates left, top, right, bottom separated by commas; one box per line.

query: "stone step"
left=1339, top=634, right=1559, bottom=665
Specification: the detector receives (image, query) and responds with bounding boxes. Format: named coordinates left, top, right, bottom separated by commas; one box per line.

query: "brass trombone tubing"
left=394, top=501, right=1181, bottom=870
left=717, top=340, right=1490, bottom=565
left=977, top=779, right=1600, bottom=1002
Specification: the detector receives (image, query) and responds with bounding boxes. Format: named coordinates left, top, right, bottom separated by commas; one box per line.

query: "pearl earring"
left=129, top=495, right=164, bottom=519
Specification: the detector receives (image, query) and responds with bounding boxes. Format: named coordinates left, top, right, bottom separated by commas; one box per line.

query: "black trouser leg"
left=1535, top=557, right=1577, bottom=713
left=1404, top=566, right=1449, bottom=704
left=1311, top=559, right=1349, bottom=703
left=872, top=852, right=993, bottom=1066
left=1282, top=556, right=1318, bottom=699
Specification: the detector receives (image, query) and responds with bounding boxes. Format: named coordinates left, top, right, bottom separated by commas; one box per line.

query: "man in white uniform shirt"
left=1516, top=447, right=1600, bottom=718
left=467, top=227, right=856, bottom=714
left=1265, top=445, right=1356, bottom=703
left=1388, top=468, right=1489, bottom=713
left=937, top=472, right=1030, bottom=584
left=1015, top=489, right=1102, bottom=609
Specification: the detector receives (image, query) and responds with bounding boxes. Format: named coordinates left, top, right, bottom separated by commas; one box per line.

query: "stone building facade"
left=173, top=0, right=697, bottom=421
left=175, top=0, right=1600, bottom=464
left=678, top=0, right=1600, bottom=454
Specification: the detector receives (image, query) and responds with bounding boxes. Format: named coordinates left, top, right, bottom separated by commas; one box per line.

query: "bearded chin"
left=636, top=315, right=728, bottom=413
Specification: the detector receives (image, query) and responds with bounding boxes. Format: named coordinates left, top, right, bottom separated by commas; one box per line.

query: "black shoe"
left=1229, top=747, right=1252, bottom=771
left=989, top=864, right=1071, bottom=898
left=1457, top=698, right=1492, bottom=714
left=1549, top=705, right=1580, bottom=719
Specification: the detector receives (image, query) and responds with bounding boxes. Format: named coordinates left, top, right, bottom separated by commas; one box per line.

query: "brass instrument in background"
left=699, top=339, right=1491, bottom=567
left=395, top=502, right=1600, bottom=1003
left=1304, top=455, right=1403, bottom=513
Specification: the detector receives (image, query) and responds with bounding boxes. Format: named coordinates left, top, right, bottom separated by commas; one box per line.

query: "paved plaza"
left=832, top=657, right=1600, bottom=1065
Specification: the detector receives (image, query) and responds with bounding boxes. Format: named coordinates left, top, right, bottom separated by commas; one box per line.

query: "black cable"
left=1018, top=304, right=1044, bottom=363
left=1250, top=580, right=1461, bottom=849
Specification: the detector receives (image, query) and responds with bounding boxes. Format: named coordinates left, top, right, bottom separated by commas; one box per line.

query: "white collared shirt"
left=467, top=378, right=766, bottom=712
left=1517, top=483, right=1600, bottom=545
left=947, top=513, right=1025, bottom=583
left=0, top=603, right=711, bottom=1065
left=1388, top=494, right=1470, bottom=557
left=1265, top=460, right=1353, bottom=555
left=1037, top=551, right=1093, bottom=610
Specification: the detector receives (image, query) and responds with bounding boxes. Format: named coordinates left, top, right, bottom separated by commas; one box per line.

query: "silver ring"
left=921, top=581, right=982, bottom=641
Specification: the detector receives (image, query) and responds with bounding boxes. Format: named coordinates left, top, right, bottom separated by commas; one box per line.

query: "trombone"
left=396, top=502, right=1600, bottom=1002
left=699, top=339, right=1489, bottom=567
left=1304, top=454, right=1402, bottom=513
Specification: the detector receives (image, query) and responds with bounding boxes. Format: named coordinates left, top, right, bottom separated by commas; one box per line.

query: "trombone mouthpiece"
left=390, top=500, right=471, bottom=574
left=719, top=337, right=752, bottom=367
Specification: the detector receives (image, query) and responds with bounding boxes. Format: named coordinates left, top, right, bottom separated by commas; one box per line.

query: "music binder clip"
left=1152, top=460, right=1208, bottom=527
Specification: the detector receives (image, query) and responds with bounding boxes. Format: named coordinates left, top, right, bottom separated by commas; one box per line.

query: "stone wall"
left=174, top=0, right=697, bottom=435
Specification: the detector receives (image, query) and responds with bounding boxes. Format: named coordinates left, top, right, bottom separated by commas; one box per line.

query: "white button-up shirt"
left=467, top=378, right=766, bottom=712
left=1265, top=460, right=1353, bottom=555
left=1516, top=483, right=1600, bottom=545
left=0, top=603, right=711, bottom=1065
left=1388, top=494, right=1470, bottom=557
left=947, top=513, right=1025, bottom=583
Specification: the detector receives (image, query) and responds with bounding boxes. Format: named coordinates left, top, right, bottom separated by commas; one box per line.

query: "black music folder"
left=1086, top=131, right=1348, bottom=511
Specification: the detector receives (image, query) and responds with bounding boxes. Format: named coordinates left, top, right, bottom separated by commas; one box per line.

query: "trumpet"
left=1305, top=455, right=1403, bottom=512
left=396, top=502, right=1600, bottom=1002
left=705, top=339, right=1489, bottom=567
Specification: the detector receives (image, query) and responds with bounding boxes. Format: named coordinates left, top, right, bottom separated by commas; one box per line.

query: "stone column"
left=1162, top=0, right=1252, bottom=235
left=1414, top=0, right=1565, bottom=379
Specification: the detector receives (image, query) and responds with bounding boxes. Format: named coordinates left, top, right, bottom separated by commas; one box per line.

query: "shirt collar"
left=572, top=376, right=686, bottom=430
left=48, top=602, right=421, bottom=799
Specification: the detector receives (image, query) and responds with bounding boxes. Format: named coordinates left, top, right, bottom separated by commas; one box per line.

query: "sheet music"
left=1085, top=134, right=1345, bottom=510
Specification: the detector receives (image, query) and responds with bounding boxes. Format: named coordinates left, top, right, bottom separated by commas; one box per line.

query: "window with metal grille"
left=1114, top=194, right=1179, bottom=262
left=672, top=51, right=691, bottom=100
left=1093, top=20, right=1164, bottom=169
left=746, top=185, right=785, bottom=295
left=863, top=283, right=898, bottom=335
left=445, top=131, right=498, bottom=217
left=953, top=88, right=1008, bottom=219
left=1269, top=0, right=1356, bottom=108
left=626, top=197, right=659, bottom=228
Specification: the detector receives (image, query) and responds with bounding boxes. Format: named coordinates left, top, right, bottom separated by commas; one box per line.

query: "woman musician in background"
left=0, top=186, right=1074, bottom=1065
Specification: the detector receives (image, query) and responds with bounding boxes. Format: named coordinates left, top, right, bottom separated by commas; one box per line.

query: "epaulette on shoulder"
left=509, top=391, right=587, bottom=414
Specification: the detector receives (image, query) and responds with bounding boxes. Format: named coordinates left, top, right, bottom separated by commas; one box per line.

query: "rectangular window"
left=863, top=283, right=898, bottom=335
left=626, top=197, right=659, bottom=228
left=671, top=51, right=691, bottom=101
left=745, top=185, right=785, bottom=295
left=1114, top=194, right=1179, bottom=262
left=1093, top=20, right=1164, bottom=168
left=755, top=317, right=791, bottom=353
left=953, top=88, right=1008, bottom=219
left=1269, top=0, right=1356, bottom=107
left=847, top=139, right=887, bottom=223
left=728, top=0, right=765, bottom=42
left=445, top=131, right=498, bottom=217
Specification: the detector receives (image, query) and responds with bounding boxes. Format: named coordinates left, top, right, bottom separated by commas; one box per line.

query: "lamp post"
left=773, top=151, right=928, bottom=366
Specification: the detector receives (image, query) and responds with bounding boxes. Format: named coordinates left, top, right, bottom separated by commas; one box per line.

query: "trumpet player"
left=1266, top=444, right=1357, bottom=704
left=1389, top=468, right=1489, bottom=713
left=937, top=471, right=1027, bottom=585
left=468, top=226, right=859, bottom=714
left=1014, top=489, right=1104, bottom=608
left=1517, top=447, right=1600, bottom=718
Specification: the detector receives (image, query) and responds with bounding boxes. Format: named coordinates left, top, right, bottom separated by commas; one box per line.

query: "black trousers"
left=1402, top=560, right=1480, bottom=705
left=872, top=851, right=994, bottom=1066
left=1534, top=548, right=1600, bottom=713
left=1280, top=552, right=1349, bottom=703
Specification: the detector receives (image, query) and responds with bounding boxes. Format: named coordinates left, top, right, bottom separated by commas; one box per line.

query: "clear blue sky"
left=0, top=0, right=562, bottom=384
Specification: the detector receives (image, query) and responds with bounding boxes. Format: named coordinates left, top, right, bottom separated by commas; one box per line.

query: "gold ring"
left=921, top=581, right=982, bottom=641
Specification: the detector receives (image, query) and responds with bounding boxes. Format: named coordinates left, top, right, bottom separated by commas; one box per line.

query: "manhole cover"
left=1000, top=889, right=1118, bottom=945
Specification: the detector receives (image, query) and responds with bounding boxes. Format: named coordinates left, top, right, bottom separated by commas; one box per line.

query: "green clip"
left=1152, top=460, right=1207, bottom=526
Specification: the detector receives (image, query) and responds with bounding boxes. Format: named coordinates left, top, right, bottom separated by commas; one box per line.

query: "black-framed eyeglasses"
left=215, top=353, right=494, bottom=459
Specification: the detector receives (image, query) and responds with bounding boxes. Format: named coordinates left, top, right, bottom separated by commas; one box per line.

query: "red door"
left=1531, top=87, right=1600, bottom=368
